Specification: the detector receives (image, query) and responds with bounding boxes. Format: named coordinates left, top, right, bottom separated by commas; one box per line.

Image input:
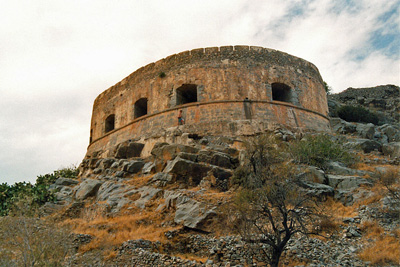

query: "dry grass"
left=124, top=174, right=154, bottom=188
left=324, top=197, right=358, bottom=218
left=61, top=204, right=179, bottom=253
left=354, top=189, right=384, bottom=207
left=359, top=220, right=384, bottom=238
left=358, top=221, right=400, bottom=265
left=355, top=162, right=376, bottom=173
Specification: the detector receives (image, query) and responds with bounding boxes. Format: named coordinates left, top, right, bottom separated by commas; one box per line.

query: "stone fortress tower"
left=86, top=45, right=330, bottom=158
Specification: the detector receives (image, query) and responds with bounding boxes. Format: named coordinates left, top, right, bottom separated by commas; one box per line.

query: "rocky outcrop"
left=75, top=179, right=103, bottom=200
left=114, top=140, right=145, bottom=159
left=328, top=84, right=400, bottom=123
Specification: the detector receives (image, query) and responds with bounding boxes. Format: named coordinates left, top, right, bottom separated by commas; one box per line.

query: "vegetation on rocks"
left=0, top=166, right=78, bottom=216
left=230, top=134, right=327, bottom=267
left=290, top=134, right=356, bottom=170
left=337, top=105, right=379, bottom=125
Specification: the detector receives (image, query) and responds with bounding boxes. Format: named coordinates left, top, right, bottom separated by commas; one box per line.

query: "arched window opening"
left=134, top=98, right=148, bottom=119
left=105, top=114, right=115, bottom=133
left=272, top=83, right=292, bottom=103
left=176, top=84, right=197, bottom=105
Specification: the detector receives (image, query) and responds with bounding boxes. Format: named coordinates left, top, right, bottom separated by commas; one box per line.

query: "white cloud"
left=0, top=0, right=398, bottom=184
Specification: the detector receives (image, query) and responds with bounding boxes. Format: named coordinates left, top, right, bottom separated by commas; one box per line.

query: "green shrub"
left=290, top=134, right=356, bottom=170
left=337, top=105, right=379, bottom=125
left=0, top=166, right=78, bottom=216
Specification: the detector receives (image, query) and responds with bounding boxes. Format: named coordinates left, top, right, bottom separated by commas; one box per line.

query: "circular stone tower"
left=87, top=46, right=330, bottom=158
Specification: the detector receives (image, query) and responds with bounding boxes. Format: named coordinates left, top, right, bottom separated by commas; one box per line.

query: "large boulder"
left=158, top=191, right=216, bottom=231
left=148, top=173, right=173, bottom=187
left=132, top=186, right=163, bottom=209
left=75, top=179, right=103, bottom=200
left=151, top=143, right=199, bottom=162
left=345, top=138, right=382, bottom=153
left=123, top=160, right=145, bottom=174
left=356, top=123, right=376, bottom=139
left=379, top=125, right=400, bottom=142
left=325, top=161, right=373, bottom=177
left=163, top=157, right=212, bottom=186
left=97, top=181, right=127, bottom=202
left=96, top=158, right=116, bottom=169
left=330, top=118, right=356, bottom=134
left=296, top=166, right=327, bottom=184
left=55, top=177, right=79, bottom=186
left=54, top=186, right=74, bottom=204
left=382, top=142, right=400, bottom=158
left=326, top=175, right=372, bottom=190
left=297, top=180, right=334, bottom=199
left=114, top=140, right=145, bottom=159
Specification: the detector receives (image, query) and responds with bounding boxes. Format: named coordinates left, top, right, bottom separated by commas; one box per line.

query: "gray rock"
left=325, top=161, right=372, bottom=176
left=149, top=172, right=173, bottom=187
left=123, top=160, right=145, bottom=174
left=75, top=179, right=103, bottom=200
left=133, top=186, right=163, bottom=209
left=177, top=152, right=198, bottom=162
left=151, top=143, right=199, bottom=161
left=114, top=140, right=145, bottom=159
left=164, top=157, right=212, bottom=186
left=346, top=227, right=362, bottom=238
left=96, top=158, right=116, bottom=169
left=54, top=177, right=79, bottom=186
left=297, top=180, right=334, bottom=199
left=97, top=181, right=127, bottom=201
left=210, top=152, right=234, bottom=169
left=382, top=142, right=400, bottom=158
left=114, top=171, right=125, bottom=177
left=175, top=197, right=216, bottom=230
left=330, top=118, right=356, bottom=134
left=345, top=138, right=382, bottom=153
left=379, top=124, right=400, bottom=142
left=297, top=166, right=327, bottom=184
left=93, top=168, right=102, bottom=174
left=356, top=123, right=375, bottom=139
left=142, top=162, right=156, bottom=174
left=334, top=190, right=354, bottom=206
left=54, top=186, right=74, bottom=203
left=327, top=174, right=372, bottom=190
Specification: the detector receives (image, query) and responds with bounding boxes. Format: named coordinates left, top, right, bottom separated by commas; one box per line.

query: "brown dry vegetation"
left=358, top=221, right=400, bottom=265
left=324, top=197, right=358, bottom=219
left=61, top=203, right=179, bottom=254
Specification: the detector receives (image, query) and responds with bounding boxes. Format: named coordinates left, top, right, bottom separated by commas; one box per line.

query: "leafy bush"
left=0, top=166, right=78, bottom=216
left=337, top=105, right=379, bottom=125
left=290, top=134, right=356, bottom=170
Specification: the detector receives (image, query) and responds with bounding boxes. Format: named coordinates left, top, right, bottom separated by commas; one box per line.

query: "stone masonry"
left=86, top=45, right=330, bottom=158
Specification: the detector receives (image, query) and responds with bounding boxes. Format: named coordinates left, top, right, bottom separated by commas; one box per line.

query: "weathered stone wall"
left=87, top=46, right=330, bottom=157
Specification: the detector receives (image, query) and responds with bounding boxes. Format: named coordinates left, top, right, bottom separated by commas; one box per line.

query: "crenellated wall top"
left=94, top=45, right=322, bottom=103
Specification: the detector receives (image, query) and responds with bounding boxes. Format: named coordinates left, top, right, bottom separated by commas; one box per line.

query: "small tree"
left=0, top=200, right=73, bottom=266
left=231, top=134, right=324, bottom=266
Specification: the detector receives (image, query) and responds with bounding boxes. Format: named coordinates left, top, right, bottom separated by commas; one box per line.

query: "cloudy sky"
left=1, top=0, right=399, bottom=184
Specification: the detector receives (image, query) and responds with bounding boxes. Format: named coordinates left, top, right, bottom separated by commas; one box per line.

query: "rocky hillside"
left=328, top=84, right=400, bottom=124
left=1, top=85, right=399, bottom=267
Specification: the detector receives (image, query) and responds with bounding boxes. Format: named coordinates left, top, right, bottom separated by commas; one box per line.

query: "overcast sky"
left=1, top=0, right=399, bottom=184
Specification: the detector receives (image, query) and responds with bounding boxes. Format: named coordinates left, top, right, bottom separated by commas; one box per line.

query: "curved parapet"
left=87, top=46, right=330, bottom=157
